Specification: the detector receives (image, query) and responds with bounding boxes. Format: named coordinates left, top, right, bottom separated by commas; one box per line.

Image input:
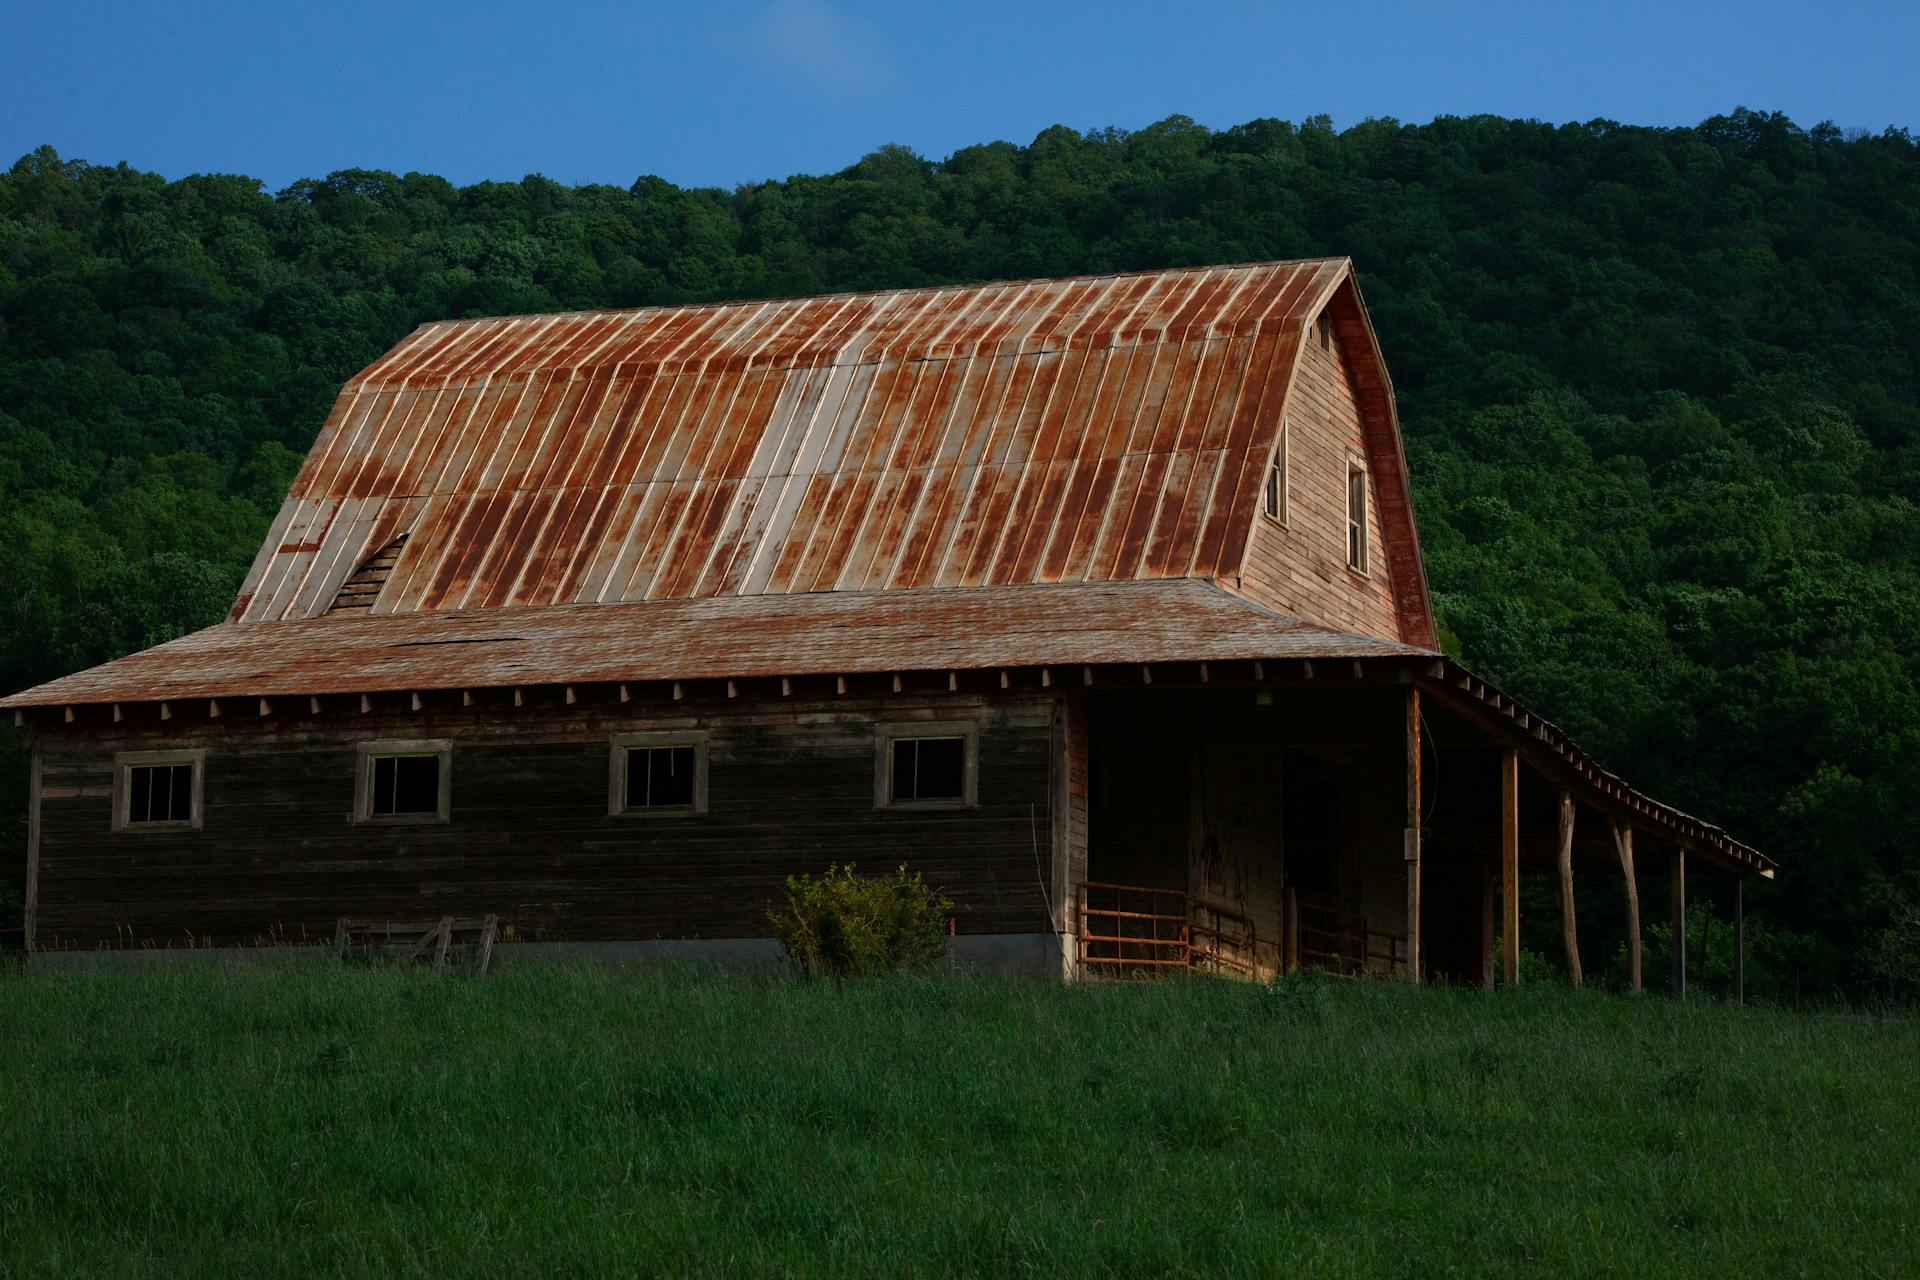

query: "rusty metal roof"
left=231, top=259, right=1370, bottom=625
left=6, top=580, right=1428, bottom=707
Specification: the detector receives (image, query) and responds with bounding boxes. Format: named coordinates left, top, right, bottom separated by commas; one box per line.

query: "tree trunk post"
left=1612, top=820, right=1640, bottom=995
left=1734, top=874, right=1745, bottom=1007
left=1501, top=748, right=1520, bottom=987
left=1670, top=844, right=1686, bottom=1000
left=1556, top=790, right=1581, bottom=988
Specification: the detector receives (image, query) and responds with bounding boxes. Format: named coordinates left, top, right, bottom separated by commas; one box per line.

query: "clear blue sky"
left=9, top=0, right=1916, bottom=192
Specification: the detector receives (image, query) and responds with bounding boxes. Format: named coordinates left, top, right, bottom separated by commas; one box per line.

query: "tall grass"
left=0, top=961, right=1912, bottom=1277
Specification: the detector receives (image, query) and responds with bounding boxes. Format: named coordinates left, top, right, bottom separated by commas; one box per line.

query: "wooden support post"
left=1283, top=886, right=1300, bottom=975
left=1612, top=820, right=1641, bottom=995
left=1556, top=789, right=1581, bottom=988
left=1670, top=845, right=1686, bottom=1000
left=25, top=746, right=40, bottom=953
left=1501, top=748, right=1520, bottom=986
left=1404, top=685, right=1422, bottom=983
left=1734, top=875, right=1745, bottom=1006
left=1479, top=852, right=1495, bottom=989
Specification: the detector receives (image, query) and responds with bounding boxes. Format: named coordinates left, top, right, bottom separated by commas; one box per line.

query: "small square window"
left=1347, top=464, right=1369, bottom=574
left=356, top=740, right=452, bottom=824
left=372, top=754, right=440, bottom=816
left=609, top=732, right=708, bottom=816
left=113, top=750, right=204, bottom=832
left=876, top=724, right=976, bottom=809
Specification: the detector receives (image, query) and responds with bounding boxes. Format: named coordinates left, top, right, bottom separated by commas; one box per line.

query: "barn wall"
left=28, top=691, right=1059, bottom=951
left=1236, top=321, right=1401, bottom=642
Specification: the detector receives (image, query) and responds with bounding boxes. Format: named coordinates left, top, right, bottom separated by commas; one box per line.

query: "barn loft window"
left=355, top=740, right=451, bottom=823
left=609, top=732, right=709, bottom=816
left=1263, top=419, right=1289, bottom=524
left=876, top=723, right=977, bottom=809
left=1316, top=313, right=1334, bottom=350
left=113, top=749, right=205, bottom=832
left=1347, top=463, right=1370, bottom=574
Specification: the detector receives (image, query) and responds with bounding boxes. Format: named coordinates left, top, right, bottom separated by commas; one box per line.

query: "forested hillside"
left=2, top=110, right=1916, bottom=995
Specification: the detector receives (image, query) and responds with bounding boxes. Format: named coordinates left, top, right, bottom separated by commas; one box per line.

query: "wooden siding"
left=29, top=694, right=1057, bottom=950
left=1235, top=319, right=1399, bottom=638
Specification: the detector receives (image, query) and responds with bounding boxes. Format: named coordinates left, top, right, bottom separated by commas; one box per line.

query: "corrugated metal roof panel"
left=233, top=260, right=1359, bottom=625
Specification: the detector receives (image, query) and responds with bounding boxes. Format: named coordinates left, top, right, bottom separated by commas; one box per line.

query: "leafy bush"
left=768, top=864, right=955, bottom=978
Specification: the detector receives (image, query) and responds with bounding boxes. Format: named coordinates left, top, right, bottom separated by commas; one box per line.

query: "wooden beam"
left=1670, top=845, right=1686, bottom=1000
left=159, top=702, right=173, bottom=721
left=310, top=696, right=324, bottom=715
left=1556, top=789, right=1581, bottom=988
left=1040, top=666, right=1052, bottom=688
left=1612, top=820, right=1641, bottom=995
left=207, top=700, right=221, bottom=719
left=1198, top=662, right=1209, bottom=684
left=258, top=698, right=272, bottom=717
left=11, top=710, right=22, bottom=729
left=564, top=685, right=578, bottom=705
left=410, top=692, right=425, bottom=712
left=112, top=704, right=124, bottom=723
left=674, top=681, right=687, bottom=701
left=360, top=694, right=373, bottom=714
left=999, top=670, right=1010, bottom=689
left=1140, top=664, right=1153, bottom=685
left=1253, top=660, right=1265, bottom=681
left=1501, top=747, right=1520, bottom=987
left=1405, top=684, right=1422, bottom=983
left=727, top=680, right=740, bottom=699
left=1081, top=665, right=1093, bottom=686
left=511, top=688, right=524, bottom=708
left=63, top=705, right=76, bottom=724
left=782, top=678, right=793, bottom=697
left=834, top=677, right=846, bottom=696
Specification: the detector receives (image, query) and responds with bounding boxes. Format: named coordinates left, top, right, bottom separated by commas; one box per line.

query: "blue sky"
left=9, top=0, right=1916, bottom=191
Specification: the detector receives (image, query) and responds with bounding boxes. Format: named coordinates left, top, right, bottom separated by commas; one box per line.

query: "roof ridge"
left=401, top=257, right=1353, bottom=334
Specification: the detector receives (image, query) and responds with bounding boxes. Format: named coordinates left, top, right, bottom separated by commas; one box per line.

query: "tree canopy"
left=2, top=109, right=1916, bottom=994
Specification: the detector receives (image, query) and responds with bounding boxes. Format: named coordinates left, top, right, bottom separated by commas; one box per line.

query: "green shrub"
left=768, top=863, right=955, bottom=978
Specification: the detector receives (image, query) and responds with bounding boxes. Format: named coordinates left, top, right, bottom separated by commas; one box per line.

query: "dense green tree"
left=2, top=111, right=1916, bottom=993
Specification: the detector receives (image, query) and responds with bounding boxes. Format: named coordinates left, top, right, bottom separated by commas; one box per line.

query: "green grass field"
left=0, top=961, right=1912, bottom=1278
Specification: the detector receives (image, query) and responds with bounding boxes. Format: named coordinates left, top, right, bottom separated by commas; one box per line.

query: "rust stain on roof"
left=234, top=259, right=1363, bottom=625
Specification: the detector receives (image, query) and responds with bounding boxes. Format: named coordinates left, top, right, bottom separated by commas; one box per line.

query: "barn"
left=2, top=259, right=1771, bottom=987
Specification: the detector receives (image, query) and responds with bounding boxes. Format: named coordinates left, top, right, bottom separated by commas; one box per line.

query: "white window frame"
left=609, top=731, right=710, bottom=817
left=1262, top=417, right=1289, bottom=526
left=354, top=739, right=453, bottom=825
left=874, top=722, right=978, bottom=811
left=1347, top=460, right=1370, bottom=576
left=112, top=748, right=205, bottom=833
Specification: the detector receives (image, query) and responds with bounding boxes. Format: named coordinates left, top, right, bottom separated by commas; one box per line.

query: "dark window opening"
left=1264, top=425, right=1287, bottom=522
left=371, top=754, right=440, bottom=816
left=1347, top=466, right=1368, bottom=572
left=890, top=736, right=965, bottom=803
left=1317, top=314, right=1333, bottom=350
left=127, top=763, right=193, bottom=824
left=625, top=745, right=697, bottom=809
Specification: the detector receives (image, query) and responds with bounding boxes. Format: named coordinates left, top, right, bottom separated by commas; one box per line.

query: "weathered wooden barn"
left=3, top=259, right=1771, bottom=986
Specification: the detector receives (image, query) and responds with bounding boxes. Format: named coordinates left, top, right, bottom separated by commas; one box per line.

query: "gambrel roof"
left=228, top=258, right=1433, bottom=644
